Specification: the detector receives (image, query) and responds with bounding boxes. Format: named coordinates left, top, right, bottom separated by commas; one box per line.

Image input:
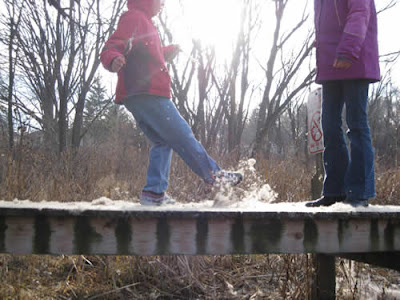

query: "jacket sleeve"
left=100, top=12, right=140, bottom=72
left=336, top=0, right=371, bottom=61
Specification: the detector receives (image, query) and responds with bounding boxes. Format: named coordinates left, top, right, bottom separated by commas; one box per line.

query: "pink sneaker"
left=140, top=191, right=176, bottom=206
left=214, top=170, right=243, bottom=186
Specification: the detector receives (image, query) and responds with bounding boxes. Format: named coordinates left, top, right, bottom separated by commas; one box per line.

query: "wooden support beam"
left=1, top=202, right=400, bottom=255
left=338, top=252, right=400, bottom=272
left=312, top=254, right=336, bottom=300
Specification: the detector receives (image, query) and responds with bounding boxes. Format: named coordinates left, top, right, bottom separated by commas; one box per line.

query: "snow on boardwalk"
left=2, top=197, right=400, bottom=213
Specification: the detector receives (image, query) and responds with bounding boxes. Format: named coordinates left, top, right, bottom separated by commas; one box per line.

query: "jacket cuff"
left=336, top=32, right=363, bottom=61
left=336, top=54, right=353, bottom=63
left=100, top=49, right=123, bottom=72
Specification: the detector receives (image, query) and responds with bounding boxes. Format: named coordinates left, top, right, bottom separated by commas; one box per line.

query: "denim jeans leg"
left=322, top=82, right=349, bottom=197
left=145, top=97, right=221, bottom=183
left=343, top=80, right=376, bottom=200
left=145, top=142, right=173, bottom=194
left=124, top=95, right=221, bottom=190
left=125, top=107, right=173, bottom=194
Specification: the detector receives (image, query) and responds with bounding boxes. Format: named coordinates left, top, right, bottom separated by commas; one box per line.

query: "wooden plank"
left=1, top=206, right=400, bottom=255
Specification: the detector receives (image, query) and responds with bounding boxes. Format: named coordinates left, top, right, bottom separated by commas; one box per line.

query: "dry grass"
left=1, top=254, right=399, bottom=299
left=0, top=254, right=315, bottom=299
left=259, top=159, right=313, bottom=203
left=0, top=141, right=399, bottom=299
left=375, top=168, right=400, bottom=205
left=0, top=142, right=148, bottom=202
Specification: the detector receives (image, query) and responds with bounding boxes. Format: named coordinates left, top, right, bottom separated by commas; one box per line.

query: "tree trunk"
left=71, top=94, right=86, bottom=148
left=7, top=23, right=15, bottom=151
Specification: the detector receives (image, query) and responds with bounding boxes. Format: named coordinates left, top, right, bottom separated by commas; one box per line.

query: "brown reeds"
left=0, top=140, right=399, bottom=299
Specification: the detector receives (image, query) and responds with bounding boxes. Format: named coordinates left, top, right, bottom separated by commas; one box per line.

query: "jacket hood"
left=128, top=0, right=159, bottom=18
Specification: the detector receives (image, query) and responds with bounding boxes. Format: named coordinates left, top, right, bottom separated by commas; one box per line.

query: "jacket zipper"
left=334, top=0, right=342, bottom=26
left=316, top=0, right=323, bottom=78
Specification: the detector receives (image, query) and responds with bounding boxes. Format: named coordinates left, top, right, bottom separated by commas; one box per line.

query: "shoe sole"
left=215, top=175, right=243, bottom=187
left=344, top=201, right=369, bottom=208
left=140, top=199, right=176, bottom=206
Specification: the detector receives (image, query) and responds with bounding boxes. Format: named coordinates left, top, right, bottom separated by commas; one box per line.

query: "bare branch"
left=377, top=0, right=398, bottom=14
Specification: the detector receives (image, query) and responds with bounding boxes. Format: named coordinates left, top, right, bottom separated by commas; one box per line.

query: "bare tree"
left=223, top=0, right=257, bottom=154
left=158, top=13, right=218, bottom=145
left=377, top=0, right=398, bottom=14
left=70, top=0, right=126, bottom=150
left=159, top=0, right=314, bottom=159
left=0, top=1, right=22, bottom=151
left=369, top=73, right=400, bottom=166
left=252, top=0, right=315, bottom=157
left=195, top=0, right=259, bottom=155
left=286, top=97, right=308, bottom=160
left=1, top=0, right=125, bottom=153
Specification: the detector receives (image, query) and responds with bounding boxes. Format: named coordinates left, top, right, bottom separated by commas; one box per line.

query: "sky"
left=375, top=1, right=400, bottom=86
left=162, top=0, right=400, bottom=86
left=96, top=0, right=400, bottom=104
left=1, top=0, right=398, bottom=117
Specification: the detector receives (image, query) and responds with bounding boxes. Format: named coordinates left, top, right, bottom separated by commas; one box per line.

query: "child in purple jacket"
left=306, top=0, right=380, bottom=208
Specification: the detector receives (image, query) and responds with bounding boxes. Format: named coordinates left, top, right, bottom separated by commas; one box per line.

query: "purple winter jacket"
left=314, top=0, right=380, bottom=83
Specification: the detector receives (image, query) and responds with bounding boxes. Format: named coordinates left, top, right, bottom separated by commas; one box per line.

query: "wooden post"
left=313, top=254, right=336, bottom=300
left=310, top=153, right=336, bottom=300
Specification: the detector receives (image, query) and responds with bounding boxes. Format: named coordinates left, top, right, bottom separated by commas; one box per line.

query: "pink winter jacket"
left=100, top=0, right=177, bottom=103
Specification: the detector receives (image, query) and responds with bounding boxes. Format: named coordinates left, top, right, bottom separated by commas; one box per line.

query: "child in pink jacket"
left=101, top=0, right=243, bottom=206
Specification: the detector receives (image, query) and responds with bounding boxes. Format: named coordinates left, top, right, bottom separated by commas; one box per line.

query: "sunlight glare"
left=181, top=0, right=242, bottom=55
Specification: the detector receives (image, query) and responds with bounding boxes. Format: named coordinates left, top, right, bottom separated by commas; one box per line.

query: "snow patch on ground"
left=338, top=261, right=400, bottom=299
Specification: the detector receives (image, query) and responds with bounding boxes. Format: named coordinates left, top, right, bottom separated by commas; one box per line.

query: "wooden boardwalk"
left=1, top=200, right=400, bottom=256
left=2, top=200, right=400, bottom=299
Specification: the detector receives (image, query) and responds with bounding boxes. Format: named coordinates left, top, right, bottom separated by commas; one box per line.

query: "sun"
left=173, top=0, right=243, bottom=57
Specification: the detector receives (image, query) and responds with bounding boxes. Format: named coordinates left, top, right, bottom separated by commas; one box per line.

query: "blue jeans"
left=124, top=95, right=220, bottom=193
left=321, top=80, right=375, bottom=201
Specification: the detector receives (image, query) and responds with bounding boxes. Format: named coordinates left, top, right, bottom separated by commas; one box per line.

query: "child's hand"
left=111, top=56, right=126, bottom=73
left=164, top=45, right=181, bottom=63
left=333, top=58, right=352, bottom=69
left=170, top=45, right=181, bottom=59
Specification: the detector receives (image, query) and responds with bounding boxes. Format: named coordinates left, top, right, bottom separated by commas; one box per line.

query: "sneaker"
left=343, top=198, right=369, bottom=207
left=140, top=191, right=176, bottom=206
left=214, top=170, right=243, bottom=186
left=305, top=195, right=346, bottom=207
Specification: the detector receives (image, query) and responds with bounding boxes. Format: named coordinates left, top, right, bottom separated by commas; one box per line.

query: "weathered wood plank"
left=1, top=204, right=400, bottom=255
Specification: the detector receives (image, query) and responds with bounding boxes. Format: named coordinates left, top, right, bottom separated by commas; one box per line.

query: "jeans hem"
left=346, top=194, right=376, bottom=201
